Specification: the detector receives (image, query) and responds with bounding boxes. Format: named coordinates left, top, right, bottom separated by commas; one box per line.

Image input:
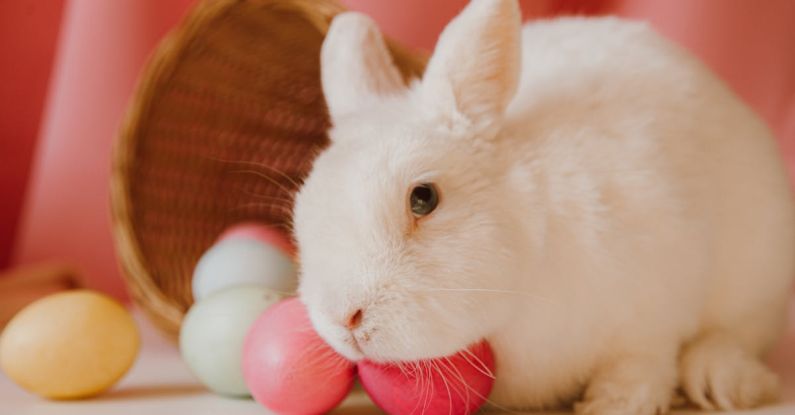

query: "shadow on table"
left=94, top=384, right=207, bottom=401
left=329, top=401, right=384, bottom=415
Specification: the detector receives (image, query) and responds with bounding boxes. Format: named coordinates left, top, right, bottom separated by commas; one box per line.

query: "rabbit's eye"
left=410, top=183, right=439, bottom=217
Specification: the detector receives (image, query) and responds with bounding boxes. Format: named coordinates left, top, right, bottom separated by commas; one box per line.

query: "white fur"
left=294, top=0, right=795, bottom=413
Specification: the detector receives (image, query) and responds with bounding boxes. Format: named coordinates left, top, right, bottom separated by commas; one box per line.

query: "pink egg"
left=219, top=222, right=296, bottom=258
left=358, top=341, right=496, bottom=415
left=243, top=298, right=355, bottom=415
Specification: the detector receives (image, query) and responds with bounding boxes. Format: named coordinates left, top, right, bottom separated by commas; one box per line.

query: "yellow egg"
left=0, top=290, right=140, bottom=399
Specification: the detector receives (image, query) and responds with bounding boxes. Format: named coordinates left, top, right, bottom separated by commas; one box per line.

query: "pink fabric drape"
left=12, top=0, right=194, bottom=299
left=0, top=1, right=65, bottom=269
left=9, top=0, right=795, bottom=299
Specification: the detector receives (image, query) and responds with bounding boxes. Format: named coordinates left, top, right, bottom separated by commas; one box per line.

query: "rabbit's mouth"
left=347, top=325, right=385, bottom=361
left=347, top=333, right=365, bottom=357
left=329, top=329, right=366, bottom=362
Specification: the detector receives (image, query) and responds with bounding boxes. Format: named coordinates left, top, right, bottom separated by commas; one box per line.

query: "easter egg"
left=179, top=285, right=283, bottom=397
left=192, top=237, right=297, bottom=300
left=0, top=290, right=140, bottom=399
left=218, top=222, right=296, bottom=258
left=358, top=341, right=496, bottom=415
left=243, top=298, right=355, bottom=414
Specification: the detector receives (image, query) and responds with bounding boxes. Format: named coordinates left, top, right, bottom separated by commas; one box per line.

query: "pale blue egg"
left=192, top=238, right=297, bottom=300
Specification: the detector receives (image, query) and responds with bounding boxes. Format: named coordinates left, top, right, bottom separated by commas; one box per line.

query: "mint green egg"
left=179, top=285, right=284, bottom=397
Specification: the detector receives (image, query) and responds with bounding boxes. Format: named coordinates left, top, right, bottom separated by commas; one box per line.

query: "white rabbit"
left=292, top=0, right=795, bottom=413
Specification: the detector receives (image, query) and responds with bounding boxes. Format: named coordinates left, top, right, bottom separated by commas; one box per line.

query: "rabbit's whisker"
left=208, top=156, right=304, bottom=190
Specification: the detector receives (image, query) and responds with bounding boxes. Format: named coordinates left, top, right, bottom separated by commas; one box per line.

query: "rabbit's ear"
left=321, top=12, right=406, bottom=121
left=422, top=0, right=521, bottom=133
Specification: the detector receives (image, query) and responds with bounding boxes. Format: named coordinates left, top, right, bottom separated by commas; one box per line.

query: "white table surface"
left=3, top=303, right=795, bottom=415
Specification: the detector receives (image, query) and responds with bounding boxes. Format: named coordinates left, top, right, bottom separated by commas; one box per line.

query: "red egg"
left=242, top=298, right=355, bottom=415
left=219, top=222, right=297, bottom=258
left=358, top=341, right=496, bottom=415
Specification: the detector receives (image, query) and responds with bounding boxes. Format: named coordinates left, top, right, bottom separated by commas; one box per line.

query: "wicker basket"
left=111, top=0, right=426, bottom=339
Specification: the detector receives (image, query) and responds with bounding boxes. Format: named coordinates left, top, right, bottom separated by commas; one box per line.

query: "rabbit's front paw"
left=576, top=354, right=675, bottom=415
left=681, top=332, right=779, bottom=410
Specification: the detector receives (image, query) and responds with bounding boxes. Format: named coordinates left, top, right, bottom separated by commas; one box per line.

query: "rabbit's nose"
left=345, top=308, right=363, bottom=330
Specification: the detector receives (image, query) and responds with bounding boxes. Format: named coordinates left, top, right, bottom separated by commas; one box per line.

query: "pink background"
left=0, top=0, right=65, bottom=270
left=2, top=0, right=794, bottom=301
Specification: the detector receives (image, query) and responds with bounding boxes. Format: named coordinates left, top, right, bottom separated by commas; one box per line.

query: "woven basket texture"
left=111, top=0, right=426, bottom=338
